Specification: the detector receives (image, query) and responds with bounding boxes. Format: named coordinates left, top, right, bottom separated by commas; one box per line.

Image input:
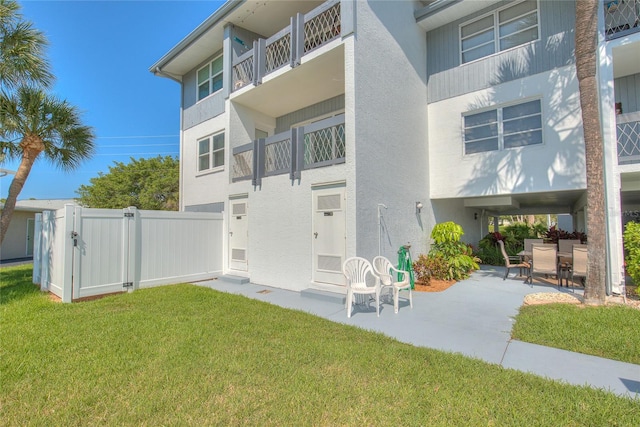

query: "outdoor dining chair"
left=342, top=257, right=380, bottom=318
left=528, top=244, right=559, bottom=286
left=498, top=240, right=530, bottom=280
left=372, top=256, right=413, bottom=314
left=570, top=244, right=588, bottom=289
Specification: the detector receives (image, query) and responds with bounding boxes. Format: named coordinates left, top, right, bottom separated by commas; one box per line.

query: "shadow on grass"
left=0, top=265, right=39, bottom=305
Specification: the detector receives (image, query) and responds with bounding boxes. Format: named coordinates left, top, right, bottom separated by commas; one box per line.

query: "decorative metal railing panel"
left=617, top=117, right=640, bottom=164
left=304, top=2, right=341, bottom=53
left=265, top=32, right=291, bottom=74
left=303, top=117, right=345, bottom=168
left=230, top=0, right=341, bottom=93
left=232, top=53, right=254, bottom=91
left=264, top=136, right=292, bottom=176
left=604, top=0, right=640, bottom=39
left=232, top=144, right=253, bottom=181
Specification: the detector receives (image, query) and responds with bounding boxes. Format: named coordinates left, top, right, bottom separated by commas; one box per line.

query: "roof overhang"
left=415, top=0, right=501, bottom=31
left=150, top=0, right=322, bottom=80
left=459, top=190, right=587, bottom=216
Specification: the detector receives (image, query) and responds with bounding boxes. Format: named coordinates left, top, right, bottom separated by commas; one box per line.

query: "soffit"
left=415, top=0, right=501, bottom=32
left=152, top=1, right=322, bottom=77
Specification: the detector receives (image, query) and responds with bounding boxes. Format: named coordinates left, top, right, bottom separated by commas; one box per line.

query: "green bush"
left=623, top=222, right=640, bottom=296
left=412, top=253, right=448, bottom=284
left=475, top=231, right=516, bottom=265
left=416, top=221, right=480, bottom=281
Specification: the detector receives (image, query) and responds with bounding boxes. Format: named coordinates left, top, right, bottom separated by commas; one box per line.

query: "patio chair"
left=528, top=244, right=558, bottom=286
left=522, top=239, right=544, bottom=261
left=343, top=257, right=380, bottom=318
left=498, top=240, right=530, bottom=280
left=570, top=244, right=588, bottom=289
left=372, top=256, right=413, bottom=314
left=557, top=240, right=580, bottom=287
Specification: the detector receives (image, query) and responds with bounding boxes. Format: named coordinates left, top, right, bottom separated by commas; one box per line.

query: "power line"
left=96, top=135, right=179, bottom=140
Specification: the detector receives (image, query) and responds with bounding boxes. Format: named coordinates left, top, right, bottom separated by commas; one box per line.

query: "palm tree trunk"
left=0, top=146, right=40, bottom=245
left=575, top=0, right=606, bottom=305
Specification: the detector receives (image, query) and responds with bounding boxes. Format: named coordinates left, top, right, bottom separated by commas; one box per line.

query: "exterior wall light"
left=416, top=201, right=423, bottom=213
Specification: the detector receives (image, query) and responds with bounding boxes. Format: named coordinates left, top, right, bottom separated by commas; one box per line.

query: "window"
left=464, top=99, right=542, bottom=154
left=461, top=1, right=539, bottom=64
left=198, top=132, right=225, bottom=172
left=197, top=56, right=223, bottom=101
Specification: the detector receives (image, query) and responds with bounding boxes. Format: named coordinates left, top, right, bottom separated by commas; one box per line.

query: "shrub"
left=413, top=253, right=448, bottom=284
left=544, top=226, right=588, bottom=244
left=419, top=221, right=480, bottom=281
left=623, top=222, right=640, bottom=296
left=476, top=231, right=517, bottom=265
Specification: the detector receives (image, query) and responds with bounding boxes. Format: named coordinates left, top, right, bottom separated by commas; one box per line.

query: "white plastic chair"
left=342, top=257, right=380, bottom=318
left=372, top=256, right=413, bottom=314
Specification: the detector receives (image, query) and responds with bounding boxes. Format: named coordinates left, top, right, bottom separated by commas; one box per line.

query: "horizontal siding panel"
left=427, top=0, right=575, bottom=103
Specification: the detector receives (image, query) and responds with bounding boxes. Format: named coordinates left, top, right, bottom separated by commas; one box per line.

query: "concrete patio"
left=196, top=265, right=639, bottom=399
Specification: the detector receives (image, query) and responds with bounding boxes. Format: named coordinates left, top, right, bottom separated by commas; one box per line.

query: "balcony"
left=617, top=112, right=640, bottom=164
left=232, top=0, right=341, bottom=92
left=232, top=114, right=345, bottom=184
left=605, top=0, right=640, bottom=39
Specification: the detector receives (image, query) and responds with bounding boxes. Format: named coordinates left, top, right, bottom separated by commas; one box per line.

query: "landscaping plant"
left=415, top=222, right=479, bottom=281
left=623, top=221, right=640, bottom=296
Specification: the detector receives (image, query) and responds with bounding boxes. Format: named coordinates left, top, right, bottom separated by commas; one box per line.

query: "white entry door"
left=229, top=200, right=248, bottom=271
left=312, top=186, right=346, bottom=285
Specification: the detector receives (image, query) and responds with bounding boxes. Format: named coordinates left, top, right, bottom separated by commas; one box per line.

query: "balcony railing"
left=231, top=0, right=341, bottom=92
left=232, top=114, right=345, bottom=184
left=605, top=0, right=640, bottom=39
left=617, top=112, right=640, bottom=164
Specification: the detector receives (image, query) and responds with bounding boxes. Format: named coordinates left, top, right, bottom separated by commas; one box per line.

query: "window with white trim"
left=198, top=132, right=225, bottom=172
left=197, top=56, right=223, bottom=101
left=460, top=0, right=539, bottom=64
left=464, top=99, right=542, bottom=154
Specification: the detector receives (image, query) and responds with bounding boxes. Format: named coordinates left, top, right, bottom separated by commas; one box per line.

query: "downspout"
left=153, top=66, right=184, bottom=211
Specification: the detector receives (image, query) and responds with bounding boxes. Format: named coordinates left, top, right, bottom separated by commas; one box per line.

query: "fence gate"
left=72, top=207, right=135, bottom=300
left=37, top=206, right=223, bottom=302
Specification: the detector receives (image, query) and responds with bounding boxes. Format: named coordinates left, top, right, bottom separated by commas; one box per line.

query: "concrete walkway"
left=196, top=266, right=640, bottom=399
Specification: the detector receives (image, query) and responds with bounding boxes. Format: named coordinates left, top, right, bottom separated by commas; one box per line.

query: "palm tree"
left=575, top=0, right=606, bottom=305
left=0, top=86, right=95, bottom=244
left=0, top=0, right=53, bottom=90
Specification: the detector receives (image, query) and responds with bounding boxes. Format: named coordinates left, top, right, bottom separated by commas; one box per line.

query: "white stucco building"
left=151, top=0, right=640, bottom=295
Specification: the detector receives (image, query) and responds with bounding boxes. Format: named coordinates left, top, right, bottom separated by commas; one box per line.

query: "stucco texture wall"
left=428, top=64, right=587, bottom=200
left=352, top=0, right=431, bottom=260
left=1, top=211, right=32, bottom=260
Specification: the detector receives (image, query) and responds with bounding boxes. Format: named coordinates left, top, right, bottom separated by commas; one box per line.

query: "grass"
left=513, top=303, right=640, bottom=365
left=1, top=264, right=639, bottom=426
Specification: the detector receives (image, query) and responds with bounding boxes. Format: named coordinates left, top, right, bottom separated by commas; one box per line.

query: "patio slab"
left=197, top=266, right=640, bottom=399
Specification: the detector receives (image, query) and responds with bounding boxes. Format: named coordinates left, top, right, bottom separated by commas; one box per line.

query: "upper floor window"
left=197, top=56, right=223, bottom=101
left=464, top=99, right=542, bottom=154
left=460, top=1, right=539, bottom=64
left=198, top=131, right=225, bottom=172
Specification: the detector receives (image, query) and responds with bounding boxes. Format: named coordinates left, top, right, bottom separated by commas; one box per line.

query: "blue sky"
left=1, top=0, right=224, bottom=200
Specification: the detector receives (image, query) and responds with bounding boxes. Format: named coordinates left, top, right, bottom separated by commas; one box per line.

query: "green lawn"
left=1, top=264, right=639, bottom=426
left=513, top=303, right=640, bottom=365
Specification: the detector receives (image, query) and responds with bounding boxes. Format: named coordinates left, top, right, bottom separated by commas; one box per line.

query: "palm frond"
left=0, top=87, right=95, bottom=170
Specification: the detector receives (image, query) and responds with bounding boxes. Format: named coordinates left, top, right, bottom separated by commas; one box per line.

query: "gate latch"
left=123, top=282, right=133, bottom=289
left=71, top=231, right=79, bottom=247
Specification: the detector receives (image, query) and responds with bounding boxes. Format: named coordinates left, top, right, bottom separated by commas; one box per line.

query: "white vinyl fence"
left=34, top=205, right=223, bottom=302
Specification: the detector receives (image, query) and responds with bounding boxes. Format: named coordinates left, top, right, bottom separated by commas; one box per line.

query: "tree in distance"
left=77, top=156, right=179, bottom=211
